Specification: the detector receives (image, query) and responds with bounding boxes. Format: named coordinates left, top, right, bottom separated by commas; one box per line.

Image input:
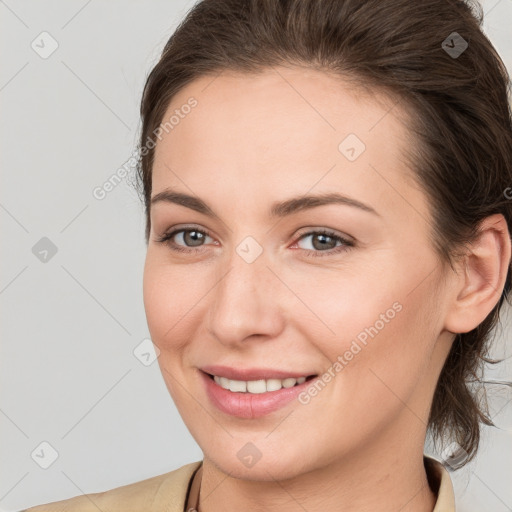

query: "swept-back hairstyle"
left=136, top=0, right=512, bottom=468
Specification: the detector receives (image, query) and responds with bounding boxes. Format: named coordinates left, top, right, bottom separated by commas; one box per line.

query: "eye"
left=293, top=229, right=354, bottom=257
left=155, top=226, right=215, bottom=253
left=155, top=226, right=354, bottom=258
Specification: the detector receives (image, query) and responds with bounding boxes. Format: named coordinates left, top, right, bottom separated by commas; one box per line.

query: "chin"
left=213, top=457, right=308, bottom=481
left=203, top=440, right=321, bottom=482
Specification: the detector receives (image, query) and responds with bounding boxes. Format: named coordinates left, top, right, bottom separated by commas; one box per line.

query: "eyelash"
left=155, top=226, right=354, bottom=258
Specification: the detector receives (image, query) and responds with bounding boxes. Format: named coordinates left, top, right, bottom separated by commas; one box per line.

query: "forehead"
left=151, top=66, right=426, bottom=223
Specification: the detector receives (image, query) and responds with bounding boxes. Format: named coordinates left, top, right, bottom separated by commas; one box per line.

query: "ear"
left=444, top=213, right=511, bottom=334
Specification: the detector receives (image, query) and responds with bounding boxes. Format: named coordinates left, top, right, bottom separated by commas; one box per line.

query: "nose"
left=206, top=249, right=285, bottom=347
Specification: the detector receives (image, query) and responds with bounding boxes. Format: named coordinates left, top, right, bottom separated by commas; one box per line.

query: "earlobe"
left=444, top=214, right=511, bottom=334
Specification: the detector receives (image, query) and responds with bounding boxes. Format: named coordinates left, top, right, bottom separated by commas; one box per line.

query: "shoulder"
left=21, top=461, right=202, bottom=512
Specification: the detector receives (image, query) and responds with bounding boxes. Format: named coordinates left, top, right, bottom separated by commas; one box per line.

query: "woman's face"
left=143, top=66, right=455, bottom=480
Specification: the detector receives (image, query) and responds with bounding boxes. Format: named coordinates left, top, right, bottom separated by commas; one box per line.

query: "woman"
left=24, top=0, right=512, bottom=510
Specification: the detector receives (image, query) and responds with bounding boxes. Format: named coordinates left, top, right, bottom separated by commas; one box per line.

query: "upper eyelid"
left=294, top=226, right=353, bottom=241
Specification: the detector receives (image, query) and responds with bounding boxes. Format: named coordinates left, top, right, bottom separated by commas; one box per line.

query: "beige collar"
left=22, top=456, right=455, bottom=511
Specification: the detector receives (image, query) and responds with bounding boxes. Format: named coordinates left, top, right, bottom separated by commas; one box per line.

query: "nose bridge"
left=207, top=238, right=282, bottom=344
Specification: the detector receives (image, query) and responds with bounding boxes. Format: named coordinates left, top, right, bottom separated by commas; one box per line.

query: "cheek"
left=302, top=262, right=437, bottom=412
left=284, top=261, right=403, bottom=355
left=142, top=257, right=204, bottom=406
left=315, top=288, right=435, bottom=435
left=142, top=254, right=206, bottom=351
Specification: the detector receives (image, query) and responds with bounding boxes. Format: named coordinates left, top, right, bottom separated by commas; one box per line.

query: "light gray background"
left=1, top=1, right=511, bottom=511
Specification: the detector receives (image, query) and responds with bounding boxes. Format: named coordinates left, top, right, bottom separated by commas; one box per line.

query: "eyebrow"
left=150, top=188, right=380, bottom=218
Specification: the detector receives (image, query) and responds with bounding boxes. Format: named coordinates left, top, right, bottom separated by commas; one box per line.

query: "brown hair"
left=135, top=0, right=512, bottom=468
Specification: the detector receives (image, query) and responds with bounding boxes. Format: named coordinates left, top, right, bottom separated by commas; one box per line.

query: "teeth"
left=266, top=378, right=282, bottom=392
left=229, top=379, right=247, bottom=392
left=213, top=375, right=308, bottom=393
left=282, top=377, right=296, bottom=388
left=247, top=379, right=267, bottom=393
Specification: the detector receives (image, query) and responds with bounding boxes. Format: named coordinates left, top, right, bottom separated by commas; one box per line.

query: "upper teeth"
left=213, top=375, right=307, bottom=393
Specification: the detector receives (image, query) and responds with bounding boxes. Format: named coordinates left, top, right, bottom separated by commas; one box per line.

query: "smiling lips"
left=200, top=365, right=318, bottom=418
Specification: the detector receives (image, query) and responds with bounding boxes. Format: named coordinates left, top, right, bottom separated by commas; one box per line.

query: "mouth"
left=203, top=371, right=318, bottom=394
left=200, top=369, right=320, bottom=419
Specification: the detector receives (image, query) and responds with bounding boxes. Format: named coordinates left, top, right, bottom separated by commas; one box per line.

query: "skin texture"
left=142, top=65, right=511, bottom=512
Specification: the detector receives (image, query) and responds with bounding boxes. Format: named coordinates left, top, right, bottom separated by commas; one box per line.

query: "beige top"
left=22, top=456, right=455, bottom=511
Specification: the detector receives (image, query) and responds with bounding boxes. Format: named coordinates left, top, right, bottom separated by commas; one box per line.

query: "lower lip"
left=200, top=371, right=316, bottom=419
